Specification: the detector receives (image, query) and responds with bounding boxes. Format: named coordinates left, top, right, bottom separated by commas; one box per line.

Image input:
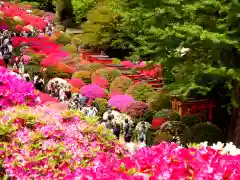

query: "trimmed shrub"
left=72, top=71, right=91, bottom=84
left=92, top=67, right=121, bottom=83
left=91, top=76, right=108, bottom=89
left=110, top=76, right=133, bottom=93
left=181, top=123, right=224, bottom=145
left=126, top=82, right=153, bottom=102
left=123, top=101, right=148, bottom=120
left=160, top=121, right=185, bottom=137
left=154, top=109, right=180, bottom=121
left=85, top=63, right=104, bottom=73
left=141, top=109, right=155, bottom=124
left=154, top=130, right=173, bottom=145
left=63, top=44, right=77, bottom=54
left=45, top=67, right=72, bottom=79
left=147, top=92, right=172, bottom=111
left=55, top=33, right=72, bottom=45
left=93, top=98, right=108, bottom=117
left=29, top=53, right=45, bottom=65
left=112, top=58, right=121, bottom=64
left=31, top=9, right=45, bottom=16
left=72, top=35, right=82, bottom=47
left=180, top=113, right=201, bottom=127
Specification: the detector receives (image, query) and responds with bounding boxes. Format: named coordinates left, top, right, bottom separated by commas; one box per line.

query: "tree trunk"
left=55, top=0, right=73, bottom=28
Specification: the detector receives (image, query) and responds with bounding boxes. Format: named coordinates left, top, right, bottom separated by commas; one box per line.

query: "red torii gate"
left=171, top=97, right=215, bottom=123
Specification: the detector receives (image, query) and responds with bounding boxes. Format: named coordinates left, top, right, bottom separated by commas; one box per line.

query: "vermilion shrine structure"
left=171, top=97, right=215, bottom=123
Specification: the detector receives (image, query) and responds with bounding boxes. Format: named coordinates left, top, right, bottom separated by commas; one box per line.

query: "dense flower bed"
left=75, top=142, right=240, bottom=179
left=0, top=106, right=128, bottom=179
left=0, top=2, right=47, bottom=31
left=0, top=67, right=39, bottom=109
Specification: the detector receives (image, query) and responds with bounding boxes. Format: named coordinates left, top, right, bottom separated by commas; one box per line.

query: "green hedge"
left=181, top=123, right=224, bottom=145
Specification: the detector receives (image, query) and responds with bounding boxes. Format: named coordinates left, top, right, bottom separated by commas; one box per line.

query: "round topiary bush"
left=126, top=82, right=153, bottom=102
left=72, top=35, right=82, bottom=47
left=63, top=44, right=77, bottom=54
left=181, top=123, right=224, bottom=145
left=110, top=76, right=133, bottom=93
left=92, top=67, right=121, bottom=83
left=85, top=63, right=104, bottom=73
left=154, top=109, right=180, bottom=122
left=55, top=33, right=71, bottom=45
left=154, top=130, right=173, bottom=144
left=123, top=101, right=148, bottom=119
left=72, top=71, right=91, bottom=84
left=29, top=53, right=45, bottom=65
left=92, top=76, right=109, bottom=89
left=112, top=58, right=121, bottom=64
left=46, top=67, right=72, bottom=79
left=180, top=113, right=201, bottom=127
left=93, top=98, right=108, bottom=117
left=147, top=92, right=172, bottom=111
left=160, top=121, right=185, bottom=137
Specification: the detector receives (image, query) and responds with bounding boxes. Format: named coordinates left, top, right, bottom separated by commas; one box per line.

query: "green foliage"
left=93, top=68, right=121, bottom=83
left=63, top=44, right=77, bottom=54
left=147, top=92, right=172, bottom=112
left=112, top=58, right=121, bottom=64
left=72, top=0, right=97, bottom=24
left=154, top=109, right=180, bottom=122
left=181, top=123, right=224, bottom=145
left=45, top=67, right=72, bottom=79
left=84, top=63, right=104, bottom=73
left=72, top=71, right=92, bottom=83
left=160, top=121, right=185, bottom=137
left=126, top=82, right=153, bottom=102
left=72, top=35, right=82, bottom=47
left=154, top=131, right=173, bottom=144
left=180, top=113, right=201, bottom=127
left=110, top=76, right=133, bottom=93
left=29, top=53, right=45, bottom=65
left=55, top=33, right=72, bottom=45
left=79, top=2, right=122, bottom=50
left=93, top=98, right=108, bottom=117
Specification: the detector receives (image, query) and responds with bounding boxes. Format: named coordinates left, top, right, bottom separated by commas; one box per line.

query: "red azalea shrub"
left=92, top=76, right=108, bottom=89
left=123, top=101, right=148, bottom=119
left=0, top=2, right=47, bottom=30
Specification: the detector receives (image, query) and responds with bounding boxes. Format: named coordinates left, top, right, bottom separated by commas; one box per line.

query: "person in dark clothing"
left=124, top=119, right=132, bottom=143
left=34, top=74, right=44, bottom=91
left=113, top=124, right=121, bottom=140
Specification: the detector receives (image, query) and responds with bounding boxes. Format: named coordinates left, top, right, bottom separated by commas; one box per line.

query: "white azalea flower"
left=26, top=10, right=32, bottom=13
left=212, top=142, right=224, bottom=150
left=176, top=47, right=190, bottom=57
left=13, top=16, right=23, bottom=22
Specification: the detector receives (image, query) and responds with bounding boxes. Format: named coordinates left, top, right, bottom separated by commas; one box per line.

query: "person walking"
left=124, top=119, right=132, bottom=143
left=113, top=123, right=121, bottom=140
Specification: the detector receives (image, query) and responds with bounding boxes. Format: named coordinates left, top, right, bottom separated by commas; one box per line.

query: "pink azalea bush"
left=0, top=67, right=39, bottom=109
left=80, top=84, right=106, bottom=99
left=74, top=142, right=240, bottom=179
left=108, top=94, right=135, bottom=110
left=0, top=106, right=128, bottom=179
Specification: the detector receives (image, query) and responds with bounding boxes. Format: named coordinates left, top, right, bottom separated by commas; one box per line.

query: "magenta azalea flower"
left=80, top=84, right=106, bottom=99
left=0, top=67, right=39, bottom=109
left=108, top=94, right=135, bottom=110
